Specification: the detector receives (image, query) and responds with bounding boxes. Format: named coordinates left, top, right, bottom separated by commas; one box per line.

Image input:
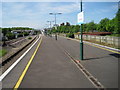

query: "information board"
left=77, top=11, right=84, bottom=24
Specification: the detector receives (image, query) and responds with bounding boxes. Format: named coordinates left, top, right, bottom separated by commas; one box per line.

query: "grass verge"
left=0, top=49, right=7, bottom=57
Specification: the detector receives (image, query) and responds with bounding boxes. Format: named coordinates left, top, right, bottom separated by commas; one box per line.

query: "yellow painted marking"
left=85, top=43, right=120, bottom=54
left=65, top=36, right=120, bottom=54
left=14, top=37, right=42, bottom=89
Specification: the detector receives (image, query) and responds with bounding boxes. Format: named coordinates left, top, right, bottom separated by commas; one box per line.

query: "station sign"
left=77, top=11, right=84, bottom=24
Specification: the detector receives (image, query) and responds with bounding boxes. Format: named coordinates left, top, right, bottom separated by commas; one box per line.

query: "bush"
left=66, top=33, right=74, bottom=38
left=6, top=33, right=15, bottom=40
left=18, top=33, right=23, bottom=37
left=28, top=37, right=32, bottom=39
left=23, top=32, right=29, bottom=36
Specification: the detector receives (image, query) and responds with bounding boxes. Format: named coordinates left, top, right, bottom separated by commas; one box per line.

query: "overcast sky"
left=1, top=1, right=119, bottom=29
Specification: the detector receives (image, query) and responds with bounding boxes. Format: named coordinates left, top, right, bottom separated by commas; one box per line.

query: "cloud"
left=2, top=2, right=118, bottom=28
left=3, top=3, right=28, bottom=17
left=2, top=2, right=47, bottom=28
left=2, top=2, right=80, bottom=28
left=3, top=19, right=42, bottom=28
left=0, top=2, right=2, bottom=27
left=35, top=2, right=79, bottom=14
left=2, top=0, right=120, bottom=2
left=112, top=4, right=118, bottom=10
left=52, top=3, right=79, bottom=13
left=91, top=3, right=118, bottom=15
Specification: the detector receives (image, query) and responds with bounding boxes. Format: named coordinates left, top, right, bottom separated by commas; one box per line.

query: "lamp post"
left=47, top=21, right=54, bottom=30
left=80, top=0, right=83, bottom=60
left=49, top=13, right=62, bottom=40
left=47, top=21, right=54, bottom=36
left=45, top=24, right=49, bottom=35
left=118, top=1, right=120, bottom=9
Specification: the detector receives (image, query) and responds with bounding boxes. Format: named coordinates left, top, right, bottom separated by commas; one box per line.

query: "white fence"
left=74, top=34, right=120, bottom=48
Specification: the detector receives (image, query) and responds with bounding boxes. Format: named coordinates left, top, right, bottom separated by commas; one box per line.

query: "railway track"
left=1, top=37, right=28, bottom=46
left=0, top=35, right=38, bottom=73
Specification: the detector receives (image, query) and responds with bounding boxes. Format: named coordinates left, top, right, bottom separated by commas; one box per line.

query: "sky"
left=1, top=1, right=119, bottom=29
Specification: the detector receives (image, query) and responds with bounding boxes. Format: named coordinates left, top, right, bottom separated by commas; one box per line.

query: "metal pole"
left=81, top=0, right=82, bottom=12
left=80, top=0, right=83, bottom=60
left=50, top=21, right=52, bottom=37
left=55, top=14, right=57, bottom=40
left=49, top=13, right=62, bottom=40
left=55, top=14, right=56, bottom=25
left=118, top=1, right=120, bottom=10
left=50, top=21, right=51, bottom=29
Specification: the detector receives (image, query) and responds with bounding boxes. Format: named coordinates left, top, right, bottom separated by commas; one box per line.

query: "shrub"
left=6, top=33, right=15, bottom=40
left=28, top=37, right=32, bottom=39
left=18, top=33, right=23, bottom=37
left=23, top=32, right=29, bottom=36
left=66, top=33, right=74, bottom=38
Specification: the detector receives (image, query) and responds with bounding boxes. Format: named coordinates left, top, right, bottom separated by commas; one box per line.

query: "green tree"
left=106, top=19, right=115, bottom=32
left=73, top=25, right=80, bottom=33
left=83, top=24, right=87, bottom=32
left=2, top=28, right=11, bottom=36
left=86, top=21, right=96, bottom=32
left=113, top=8, right=120, bottom=34
left=66, top=22, right=70, bottom=26
left=97, top=18, right=109, bottom=32
left=6, top=32, right=15, bottom=40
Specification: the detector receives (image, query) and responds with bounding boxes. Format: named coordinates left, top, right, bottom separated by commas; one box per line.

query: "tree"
left=106, top=19, right=115, bottom=32
left=6, top=32, right=15, bottom=40
left=83, top=24, right=87, bottom=32
left=73, top=25, right=80, bottom=33
left=113, top=8, right=120, bottom=34
left=51, top=9, right=120, bottom=34
left=97, top=18, right=110, bottom=32
left=60, top=23, right=65, bottom=26
left=2, top=28, right=11, bottom=36
left=66, top=22, right=70, bottom=26
left=86, top=21, right=96, bottom=32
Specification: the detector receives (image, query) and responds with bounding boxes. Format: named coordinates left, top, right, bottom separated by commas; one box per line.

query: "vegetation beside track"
left=0, top=49, right=7, bottom=57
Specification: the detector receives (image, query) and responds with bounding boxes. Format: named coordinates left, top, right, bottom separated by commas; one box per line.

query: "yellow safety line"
left=14, top=37, right=42, bottom=89
left=85, top=43, right=120, bottom=54
left=65, top=37, right=120, bottom=54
